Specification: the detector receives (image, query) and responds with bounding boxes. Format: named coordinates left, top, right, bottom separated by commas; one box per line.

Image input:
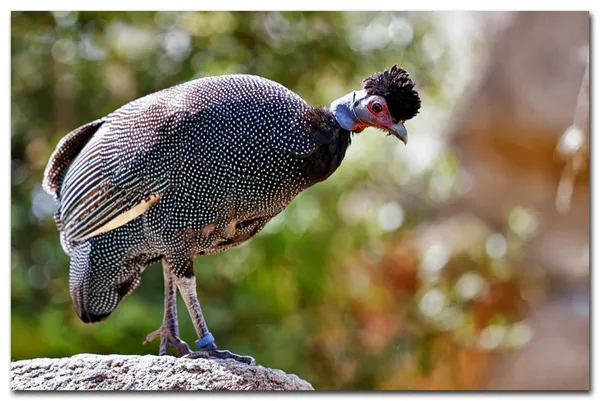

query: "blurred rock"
left=482, top=292, right=589, bottom=390
left=449, top=11, right=589, bottom=282
left=10, top=354, right=314, bottom=391
left=446, top=11, right=589, bottom=390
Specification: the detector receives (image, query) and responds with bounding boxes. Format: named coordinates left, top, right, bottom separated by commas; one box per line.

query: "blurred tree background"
left=11, top=11, right=589, bottom=390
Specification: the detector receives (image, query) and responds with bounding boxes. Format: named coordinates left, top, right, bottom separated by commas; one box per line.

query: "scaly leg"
left=144, top=260, right=192, bottom=356
left=175, top=274, right=255, bottom=365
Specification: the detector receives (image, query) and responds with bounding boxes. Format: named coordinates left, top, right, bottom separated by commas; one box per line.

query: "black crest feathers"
left=362, top=65, right=421, bottom=123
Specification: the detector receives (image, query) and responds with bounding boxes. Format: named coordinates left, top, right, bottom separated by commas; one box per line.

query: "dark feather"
left=298, top=107, right=351, bottom=183
left=363, top=65, right=421, bottom=123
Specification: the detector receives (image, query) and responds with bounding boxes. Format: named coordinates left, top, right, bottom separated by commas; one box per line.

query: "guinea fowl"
left=43, top=65, right=421, bottom=364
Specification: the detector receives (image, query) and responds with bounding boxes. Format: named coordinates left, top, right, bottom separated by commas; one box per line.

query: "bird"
left=43, top=65, right=421, bottom=364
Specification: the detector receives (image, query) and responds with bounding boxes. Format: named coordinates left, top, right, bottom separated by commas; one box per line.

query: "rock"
left=10, top=354, right=314, bottom=391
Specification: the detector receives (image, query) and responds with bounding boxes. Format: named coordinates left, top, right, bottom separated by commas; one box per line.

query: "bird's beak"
left=387, top=121, right=408, bottom=145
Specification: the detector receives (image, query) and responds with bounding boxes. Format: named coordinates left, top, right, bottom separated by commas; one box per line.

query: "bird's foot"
left=183, top=349, right=256, bottom=365
left=143, top=326, right=192, bottom=356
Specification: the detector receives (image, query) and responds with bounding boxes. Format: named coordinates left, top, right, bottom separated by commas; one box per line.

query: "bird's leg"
left=143, top=260, right=192, bottom=356
left=175, top=274, right=256, bottom=365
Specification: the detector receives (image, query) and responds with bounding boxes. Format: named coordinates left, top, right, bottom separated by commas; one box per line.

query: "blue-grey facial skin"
left=330, top=89, right=408, bottom=144
left=330, top=90, right=362, bottom=131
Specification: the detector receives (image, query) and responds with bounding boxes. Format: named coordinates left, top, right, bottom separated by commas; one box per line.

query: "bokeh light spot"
left=506, top=322, right=533, bottom=348
left=478, top=324, right=506, bottom=350
left=485, top=233, right=507, bottom=260
left=377, top=202, right=404, bottom=232
left=508, top=206, right=539, bottom=240
left=419, top=288, right=446, bottom=318
left=421, top=242, right=449, bottom=276
left=51, top=39, right=77, bottom=64
left=454, top=272, right=486, bottom=300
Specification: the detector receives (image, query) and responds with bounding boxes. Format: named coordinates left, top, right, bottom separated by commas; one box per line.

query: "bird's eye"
left=371, top=102, right=383, bottom=113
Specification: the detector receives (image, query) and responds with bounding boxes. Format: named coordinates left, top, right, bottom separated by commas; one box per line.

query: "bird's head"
left=69, top=247, right=143, bottom=324
left=330, top=65, right=421, bottom=144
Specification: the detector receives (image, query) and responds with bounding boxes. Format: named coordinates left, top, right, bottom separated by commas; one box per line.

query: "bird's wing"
left=43, top=118, right=105, bottom=199
left=56, top=90, right=189, bottom=243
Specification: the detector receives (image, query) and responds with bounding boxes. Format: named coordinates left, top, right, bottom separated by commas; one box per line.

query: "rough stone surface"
left=10, top=354, right=314, bottom=391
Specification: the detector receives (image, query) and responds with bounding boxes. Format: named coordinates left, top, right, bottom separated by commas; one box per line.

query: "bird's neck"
left=300, top=107, right=351, bottom=184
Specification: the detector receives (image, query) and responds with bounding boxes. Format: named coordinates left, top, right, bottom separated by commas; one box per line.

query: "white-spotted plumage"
left=44, top=74, right=325, bottom=318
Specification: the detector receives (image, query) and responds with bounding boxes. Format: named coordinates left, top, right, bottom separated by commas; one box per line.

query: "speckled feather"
left=44, top=74, right=351, bottom=317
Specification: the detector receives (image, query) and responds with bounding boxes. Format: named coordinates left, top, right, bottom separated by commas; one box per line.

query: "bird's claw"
left=183, top=349, right=256, bottom=365
left=143, top=326, right=192, bottom=356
